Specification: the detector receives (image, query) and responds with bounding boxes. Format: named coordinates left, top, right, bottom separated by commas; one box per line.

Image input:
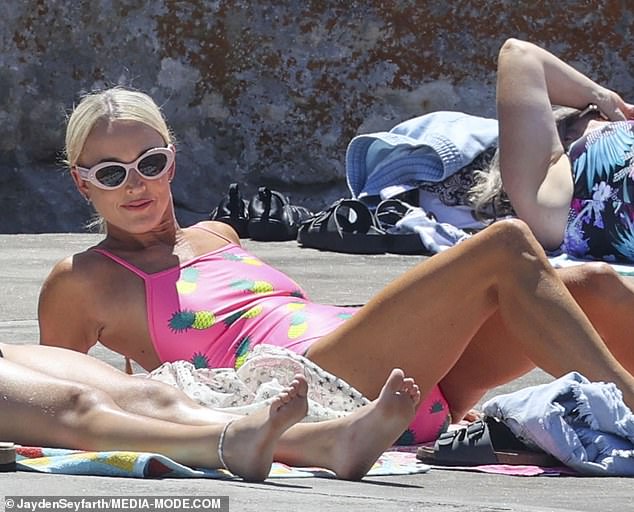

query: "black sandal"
left=247, top=187, right=312, bottom=241
left=298, top=199, right=389, bottom=254
left=209, top=183, right=249, bottom=238
left=416, top=417, right=561, bottom=467
left=375, top=198, right=430, bottom=255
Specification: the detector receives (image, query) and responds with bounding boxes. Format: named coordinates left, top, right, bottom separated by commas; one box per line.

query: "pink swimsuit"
left=95, top=225, right=450, bottom=444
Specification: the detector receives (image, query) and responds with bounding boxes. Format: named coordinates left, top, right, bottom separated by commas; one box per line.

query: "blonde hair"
left=468, top=105, right=582, bottom=221
left=64, top=87, right=173, bottom=168
left=466, top=150, right=510, bottom=221
left=65, top=87, right=174, bottom=232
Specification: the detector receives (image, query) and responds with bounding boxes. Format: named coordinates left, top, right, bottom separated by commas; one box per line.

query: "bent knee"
left=119, top=379, right=183, bottom=411
left=577, top=262, right=618, bottom=282
left=559, top=262, right=621, bottom=294
left=63, top=385, right=113, bottom=422
left=486, top=219, right=541, bottom=252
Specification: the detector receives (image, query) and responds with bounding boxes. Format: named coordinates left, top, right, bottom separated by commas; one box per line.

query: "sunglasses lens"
left=95, top=165, right=127, bottom=188
left=138, top=153, right=168, bottom=177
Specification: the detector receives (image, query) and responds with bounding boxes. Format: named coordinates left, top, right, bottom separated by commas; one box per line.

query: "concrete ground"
left=0, top=234, right=630, bottom=512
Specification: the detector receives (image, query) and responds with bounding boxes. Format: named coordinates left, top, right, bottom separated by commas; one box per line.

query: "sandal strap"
left=305, top=199, right=376, bottom=236
left=375, top=198, right=418, bottom=230
left=433, top=419, right=498, bottom=465
left=228, top=183, right=247, bottom=219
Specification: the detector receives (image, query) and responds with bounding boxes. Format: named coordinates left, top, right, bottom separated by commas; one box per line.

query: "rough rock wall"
left=1, top=0, right=632, bottom=232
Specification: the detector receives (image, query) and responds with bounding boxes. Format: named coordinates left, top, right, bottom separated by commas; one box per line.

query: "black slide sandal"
left=298, top=199, right=389, bottom=254
left=209, top=183, right=250, bottom=238
left=247, top=187, right=312, bottom=241
left=416, top=417, right=561, bottom=467
left=375, top=198, right=431, bottom=255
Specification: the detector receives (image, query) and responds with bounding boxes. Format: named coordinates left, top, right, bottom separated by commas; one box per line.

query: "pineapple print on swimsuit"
left=221, top=252, right=263, bottom=266
left=286, top=303, right=308, bottom=339
left=92, top=224, right=450, bottom=445
left=175, top=267, right=200, bottom=294
left=93, top=223, right=360, bottom=371
left=169, top=310, right=216, bottom=332
left=230, top=279, right=275, bottom=294
left=234, top=336, right=252, bottom=369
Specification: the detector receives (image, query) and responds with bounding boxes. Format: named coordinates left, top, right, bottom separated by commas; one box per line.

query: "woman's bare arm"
left=495, top=38, right=632, bottom=249
left=498, top=39, right=629, bottom=118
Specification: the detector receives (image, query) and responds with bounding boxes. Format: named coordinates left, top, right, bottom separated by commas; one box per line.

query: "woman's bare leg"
left=0, top=343, right=422, bottom=479
left=306, top=219, right=634, bottom=415
left=553, top=263, right=634, bottom=369
left=0, top=343, right=235, bottom=425
left=440, top=262, right=634, bottom=418
left=0, top=355, right=308, bottom=481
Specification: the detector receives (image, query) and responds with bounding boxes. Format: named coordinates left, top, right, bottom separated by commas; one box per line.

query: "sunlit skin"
left=497, top=38, right=634, bottom=250
left=38, top=70, right=634, bottom=449
left=0, top=342, right=421, bottom=481
left=71, top=120, right=177, bottom=244
left=24, top=115, right=424, bottom=480
left=47, top=114, right=634, bottom=423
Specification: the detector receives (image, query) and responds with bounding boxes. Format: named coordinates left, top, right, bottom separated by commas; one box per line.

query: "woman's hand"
left=594, top=87, right=634, bottom=121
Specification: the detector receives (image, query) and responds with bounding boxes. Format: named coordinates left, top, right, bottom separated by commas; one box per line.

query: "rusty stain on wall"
left=1, top=0, right=632, bottom=231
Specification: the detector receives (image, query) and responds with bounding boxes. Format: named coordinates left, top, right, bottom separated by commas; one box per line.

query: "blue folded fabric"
left=394, top=207, right=471, bottom=253
left=346, top=111, right=499, bottom=199
left=483, top=371, right=634, bottom=475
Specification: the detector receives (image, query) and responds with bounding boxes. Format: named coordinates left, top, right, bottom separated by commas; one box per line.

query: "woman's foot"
left=329, top=368, right=421, bottom=480
left=218, top=374, right=308, bottom=481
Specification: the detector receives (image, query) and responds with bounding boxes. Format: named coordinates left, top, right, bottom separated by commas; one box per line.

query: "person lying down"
left=0, top=342, right=420, bottom=481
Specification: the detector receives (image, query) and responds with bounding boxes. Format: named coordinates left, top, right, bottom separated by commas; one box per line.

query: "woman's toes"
left=382, top=368, right=405, bottom=394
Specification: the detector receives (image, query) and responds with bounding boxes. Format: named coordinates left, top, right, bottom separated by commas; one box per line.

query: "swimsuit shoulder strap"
left=191, top=223, right=236, bottom=244
left=92, top=248, right=149, bottom=279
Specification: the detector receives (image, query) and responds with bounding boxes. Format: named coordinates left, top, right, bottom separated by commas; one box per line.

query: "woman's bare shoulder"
left=38, top=249, right=108, bottom=351
left=190, top=220, right=242, bottom=246
left=39, top=248, right=119, bottom=314
left=43, top=248, right=109, bottom=288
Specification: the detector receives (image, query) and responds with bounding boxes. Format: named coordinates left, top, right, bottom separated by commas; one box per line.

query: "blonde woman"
left=472, top=38, right=634, bottom=261
left=39, top=86, right=634, bottom=449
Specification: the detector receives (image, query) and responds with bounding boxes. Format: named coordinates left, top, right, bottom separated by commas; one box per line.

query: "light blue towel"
left=346, top=111, right=499, bottom=199
left=483, top=372, right=634, bottom=475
